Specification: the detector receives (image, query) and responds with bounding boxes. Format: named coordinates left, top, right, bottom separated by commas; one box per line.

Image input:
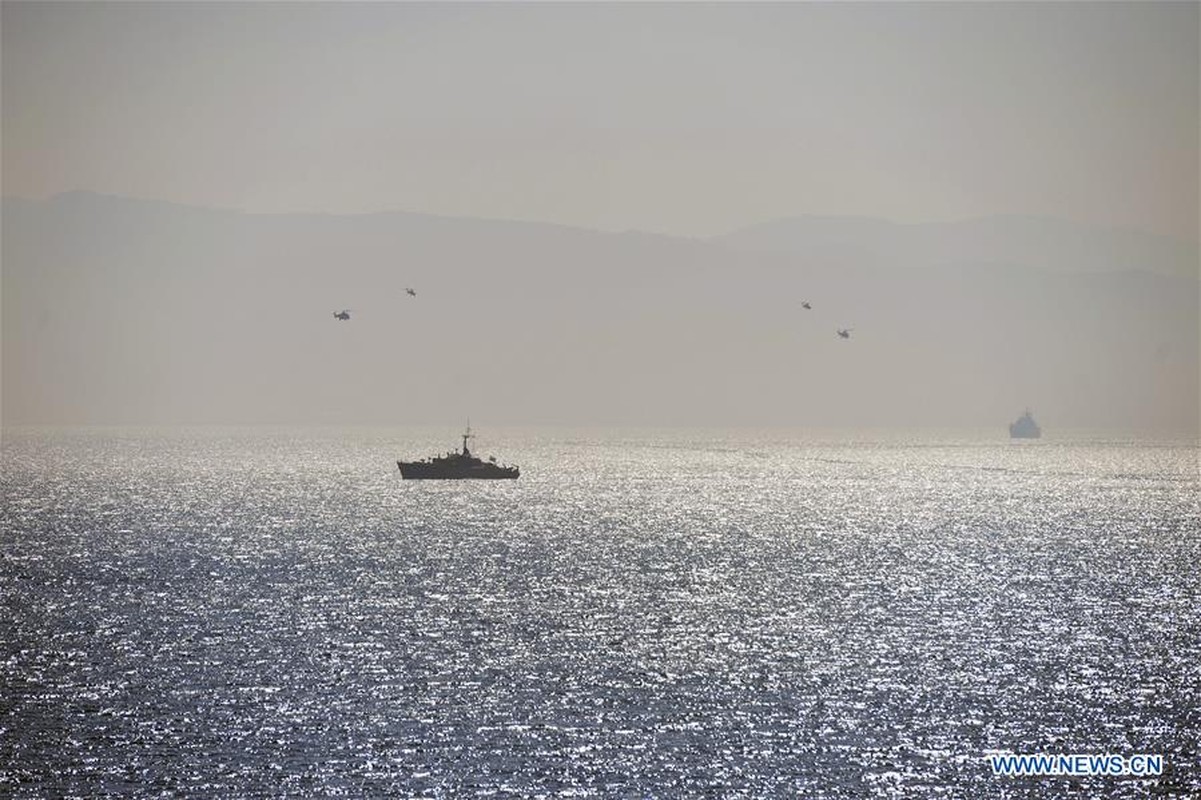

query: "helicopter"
left=801, top=301, right=812, bottom=310
left=837, top=328, right=852, bottom=339
left=405, top=288, right=417, bottom=297
left=333, top=310, right=351, bottom=321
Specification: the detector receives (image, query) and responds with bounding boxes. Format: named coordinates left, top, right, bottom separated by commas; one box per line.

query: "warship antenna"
left=462, top=418, right=474, bottom=455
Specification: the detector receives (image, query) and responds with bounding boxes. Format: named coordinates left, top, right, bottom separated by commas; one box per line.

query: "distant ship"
left=1009, top=409, right=1042, bottom=439
left=397, top=425, right=519, bottom=480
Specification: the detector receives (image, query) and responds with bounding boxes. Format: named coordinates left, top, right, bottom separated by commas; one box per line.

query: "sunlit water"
left=2, top=427, right=1198, bottom=797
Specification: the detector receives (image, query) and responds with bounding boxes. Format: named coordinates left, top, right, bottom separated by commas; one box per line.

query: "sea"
left=2, top=427, right=1198, bottom=798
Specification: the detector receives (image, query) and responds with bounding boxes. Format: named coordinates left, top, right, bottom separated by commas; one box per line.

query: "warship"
left=1009, top=409, right=1042, bottom=439
left=397, top=425, right=519, bottom=480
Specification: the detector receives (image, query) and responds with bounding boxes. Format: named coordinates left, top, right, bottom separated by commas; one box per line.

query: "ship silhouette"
left=397, top=424, right=519, bottom=479
left=1009, top=409, right=1041, bottom=439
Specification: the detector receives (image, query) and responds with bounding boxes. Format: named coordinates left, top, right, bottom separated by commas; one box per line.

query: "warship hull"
left=397, top=424, right=520, bottom=480
left=397, top=461, right=519, bottom=480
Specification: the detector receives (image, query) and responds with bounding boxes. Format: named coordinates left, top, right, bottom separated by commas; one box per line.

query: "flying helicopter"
left=405, top=288, right=417, bottom=297
left=837, top=328, right=852, bottom=339
left=801, top=301, right=812, bottom=310
left=333, top=310, right=351, bottom=321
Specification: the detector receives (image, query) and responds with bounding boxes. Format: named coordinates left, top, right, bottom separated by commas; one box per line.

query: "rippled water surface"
left=2, top=428, right=1199, bottom=797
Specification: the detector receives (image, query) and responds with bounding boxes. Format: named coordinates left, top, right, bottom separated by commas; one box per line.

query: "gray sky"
left=3, top=1, right=1198, bottom=241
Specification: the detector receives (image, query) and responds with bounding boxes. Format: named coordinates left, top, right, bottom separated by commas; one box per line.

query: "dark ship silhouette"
left=1009, top=409, right=1042, bottom=439
left=397, top=424, right=519, bottom=480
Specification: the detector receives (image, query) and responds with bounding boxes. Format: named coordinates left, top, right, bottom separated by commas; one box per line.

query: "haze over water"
left=3, top=427, right=1198, bottom=796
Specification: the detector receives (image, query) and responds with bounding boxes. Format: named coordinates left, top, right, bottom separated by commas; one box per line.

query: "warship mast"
left=462, top=421, right=475, bottom=457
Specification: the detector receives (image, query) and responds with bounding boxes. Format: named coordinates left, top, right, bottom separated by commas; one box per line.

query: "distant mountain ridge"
left=3, top=190, right=640, bottom=241
left=2, top=192, right=1197, bottom=430
left=713, top=214, right=1199, bottom=279
left=7, top=191, right=1198, bottom=278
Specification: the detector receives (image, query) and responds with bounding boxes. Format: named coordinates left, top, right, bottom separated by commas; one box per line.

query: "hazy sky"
left=3, top=1, right=1198, bottom=241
